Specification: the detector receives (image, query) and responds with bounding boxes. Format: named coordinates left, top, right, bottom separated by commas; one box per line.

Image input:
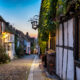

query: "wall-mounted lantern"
left=29, top=15, right=39, bottom=30
left=31, top=21, right=38, bottom=30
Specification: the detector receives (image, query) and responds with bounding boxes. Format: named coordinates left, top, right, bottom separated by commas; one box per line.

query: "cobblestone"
left=0, top=55, right=34, bottom=80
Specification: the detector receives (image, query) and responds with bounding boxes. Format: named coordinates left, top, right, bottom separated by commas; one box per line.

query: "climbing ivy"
left=56, top=0, right=67, bottom=16
left=38, top=0, right=58, bottom=53
left=56, top=0, right=80, bottom=17
left=38, top=0, right=57, bottom=41
left=38, top=0, right=80, bottom=53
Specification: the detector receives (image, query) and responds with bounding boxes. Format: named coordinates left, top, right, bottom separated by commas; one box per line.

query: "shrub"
left=16, top=46, right=24, bottom=57
left=0, top=44, right=10, bottom=64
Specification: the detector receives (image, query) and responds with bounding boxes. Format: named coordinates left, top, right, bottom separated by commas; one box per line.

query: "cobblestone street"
left=0, top=55, right=35, bottom=80
left=0, top=55, right=58, bottom=80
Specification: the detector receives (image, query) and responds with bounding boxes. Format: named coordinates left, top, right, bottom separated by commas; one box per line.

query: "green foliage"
left=56, top=0, right=80, bottom=17
left=56, top=0, right=67, bottom=16
left=39, top=40, right=46, bottom=54
left=38, top=0, right=80, bottom=54
left=0, top=44, right=10, bottom=64
left=67, top=0, right=80, bottom=10
left=38, top=0, right=58, bottom=53
left=38, top=0, right=57, bottom=42
left=31, top=42, right=35, bottom=54
left=38, top=33, right=47, bottom=54
left=16, top=46, right=24, bottom=57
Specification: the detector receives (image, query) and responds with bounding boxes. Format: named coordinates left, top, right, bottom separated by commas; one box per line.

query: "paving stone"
left=0, top=55, right=34, bottom=80
left=28, top=55, right=59, bottom=80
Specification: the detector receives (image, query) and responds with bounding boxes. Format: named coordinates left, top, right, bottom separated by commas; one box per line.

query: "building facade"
left=56, top=12, right=80, bottom=80
left=24, top=39, right=31, bottom=54
left=2, top=32, right=15, bottom=59
left=0, top=16, right=16, bottom=59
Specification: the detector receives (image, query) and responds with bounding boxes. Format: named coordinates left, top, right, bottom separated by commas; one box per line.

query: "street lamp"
left=31, top=21, right=39, bottom=30
left=29, top=15, right=39, bottom=30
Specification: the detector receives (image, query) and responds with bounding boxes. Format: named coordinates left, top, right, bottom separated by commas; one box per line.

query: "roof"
left=0, top=16, right=6, bottom=22
left=0, top=16, right=29, bottom=42
left=5, top=22, right=16, bottom=34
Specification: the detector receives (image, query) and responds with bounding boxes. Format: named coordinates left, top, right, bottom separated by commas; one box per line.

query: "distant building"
left=26, top=42, right=31, bottom=54
left=25, top=32, right=35, bottom=54
left=15, top=30, right=25, bottom=48
left=24, top=39, right=31, bottom=54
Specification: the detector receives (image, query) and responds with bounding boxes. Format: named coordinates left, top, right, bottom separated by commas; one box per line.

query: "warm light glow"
left=30, top=33, right=38, bottom=38
left=2, top=32, right=9, bottom=39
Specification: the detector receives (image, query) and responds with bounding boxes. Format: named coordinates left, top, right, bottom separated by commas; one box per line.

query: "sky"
left=0, top=0, right=41, bottom=38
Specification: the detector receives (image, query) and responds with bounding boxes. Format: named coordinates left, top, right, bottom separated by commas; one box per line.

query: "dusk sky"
left=0, top=0, right=41, bottom=38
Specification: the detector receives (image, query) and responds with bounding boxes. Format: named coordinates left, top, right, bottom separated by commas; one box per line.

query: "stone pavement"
left=0, top=55, right=34, bottom=80
left=28, top=55, right=58, bottom=80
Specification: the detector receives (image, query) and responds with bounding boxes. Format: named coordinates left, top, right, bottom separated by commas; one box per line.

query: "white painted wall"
left=2, top=22, right=5, bottom=33
left=64, top=22, right=68, bottom=46
left=59, top=47, right=63, bottom=78
left=76, top=67, right=80, bottom=80
left=67, top=50, right=74, bottom=80
left=68, top=19, right=73, bottom=47
left=63, top=49, right=67, bottom=80
left=5, top=33, right=15, bottom=43
left=56, top=47, right=59, bottom=75
left=4, top=33, right=15, bottom=59
left=59, top=24, right=63, bottom=45
left=56, top=18, right=75, bottom=80
left=27, top=42, right=31, bottom=54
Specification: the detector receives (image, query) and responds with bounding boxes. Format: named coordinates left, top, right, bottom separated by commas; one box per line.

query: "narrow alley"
left=0, top=0, right=80, bottom=80
left=0, top=54, right=58, bottom=80
left=0, top=55, right=34, bottom=80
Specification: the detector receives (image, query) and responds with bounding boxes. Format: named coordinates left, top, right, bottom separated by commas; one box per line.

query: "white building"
left=0, top=16, right=15, bottom=59
left=56, top=13, right=80, bottom=80
left=2, top=32, right=15, bottom=59
left=26, top=42, right=31, bottom=54
left=24, top=40, right=31, bottom=54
